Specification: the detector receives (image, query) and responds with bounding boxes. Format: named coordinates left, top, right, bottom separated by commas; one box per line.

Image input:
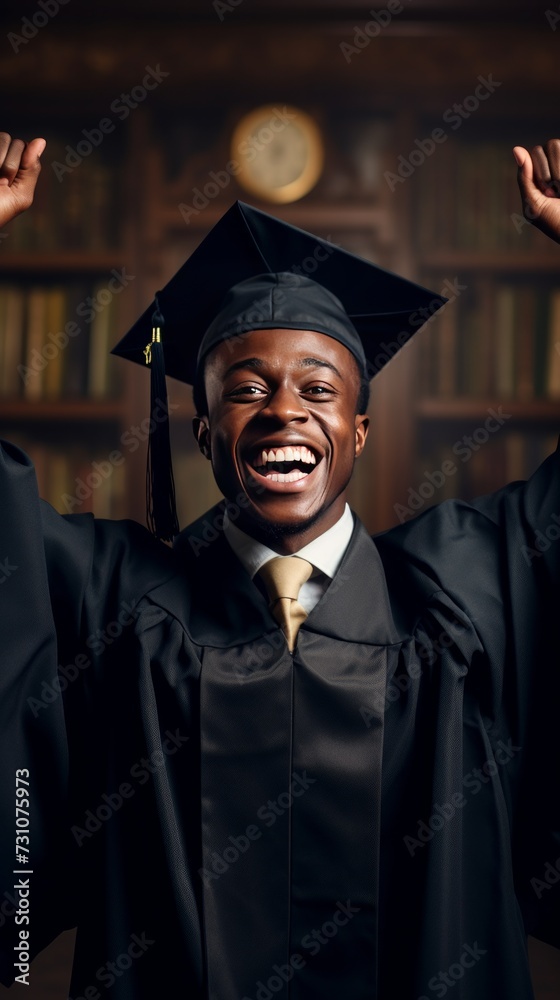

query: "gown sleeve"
left=473, top=439, right=560, bottom=949
left=377, top=437, right=560, bottom=951
left=0, top=440, right=175, bottom=984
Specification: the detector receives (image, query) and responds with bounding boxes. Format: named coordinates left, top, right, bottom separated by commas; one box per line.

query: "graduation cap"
left=112, top=200, right=447, bottom=541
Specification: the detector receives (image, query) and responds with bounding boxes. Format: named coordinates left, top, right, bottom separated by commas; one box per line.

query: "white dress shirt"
left=223, top=503, right=354, bottom=613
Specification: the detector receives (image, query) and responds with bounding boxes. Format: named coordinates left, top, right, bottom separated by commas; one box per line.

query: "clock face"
left=231, top=105, right=324, bottom=204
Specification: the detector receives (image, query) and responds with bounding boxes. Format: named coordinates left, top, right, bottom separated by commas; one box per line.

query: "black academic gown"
left=0, top=437, right=559, bottom=999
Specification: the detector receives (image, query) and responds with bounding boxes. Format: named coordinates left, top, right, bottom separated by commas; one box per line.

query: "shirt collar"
left=223, top=503, right=354, bottom=581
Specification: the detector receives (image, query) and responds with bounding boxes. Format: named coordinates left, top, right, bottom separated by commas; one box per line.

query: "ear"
left=354, top=413, right=369, bottom=458
left=193, top=416, right=211, bottom=460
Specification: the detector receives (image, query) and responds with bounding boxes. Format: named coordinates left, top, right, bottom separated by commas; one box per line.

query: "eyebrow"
left=223, top=356, right=344, bottom=380
left=300, top=357, right=343, bottom=378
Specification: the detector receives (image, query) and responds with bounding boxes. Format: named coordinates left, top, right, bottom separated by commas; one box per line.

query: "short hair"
left=356, top=374, right=370, bottom=416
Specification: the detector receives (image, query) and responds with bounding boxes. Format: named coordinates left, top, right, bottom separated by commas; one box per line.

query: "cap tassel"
left=144, top=293, right=179, bottom=542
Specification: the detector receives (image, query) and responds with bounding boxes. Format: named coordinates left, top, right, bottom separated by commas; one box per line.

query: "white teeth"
left=256, top=445, right=318, bottom=466
left=265, top=469, right=309, bottom=483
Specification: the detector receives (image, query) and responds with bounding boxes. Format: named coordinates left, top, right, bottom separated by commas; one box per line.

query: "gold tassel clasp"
left=144, top=327, right=162, bottom=365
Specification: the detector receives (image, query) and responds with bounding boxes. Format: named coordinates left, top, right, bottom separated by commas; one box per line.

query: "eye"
left=226, top=383, right=268, bottom=399
left=302, top=384, right=335, bottom=398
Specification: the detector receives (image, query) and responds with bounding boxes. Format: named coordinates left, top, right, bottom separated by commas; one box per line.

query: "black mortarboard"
left=112, top=200, right=446, bottom=540
left=114, top=200, right=446, bottom=383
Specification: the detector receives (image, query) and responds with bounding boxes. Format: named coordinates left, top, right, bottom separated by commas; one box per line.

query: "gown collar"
left=146, top=502, right=402, bottom=648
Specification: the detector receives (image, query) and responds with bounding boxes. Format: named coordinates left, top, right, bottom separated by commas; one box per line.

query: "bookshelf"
left=400, top=118, right=560, bottom=524
left=0, top=122, right=143, bottom=520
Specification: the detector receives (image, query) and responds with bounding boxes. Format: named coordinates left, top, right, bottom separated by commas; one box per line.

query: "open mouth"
left=251, top=444, right=319, bottom=483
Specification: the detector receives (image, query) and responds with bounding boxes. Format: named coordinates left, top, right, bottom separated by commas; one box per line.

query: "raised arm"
left=513, top=139, right=560, bottom=243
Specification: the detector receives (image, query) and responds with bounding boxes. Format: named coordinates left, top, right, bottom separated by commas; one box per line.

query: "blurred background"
left=1, top=0, right=560, bottom=996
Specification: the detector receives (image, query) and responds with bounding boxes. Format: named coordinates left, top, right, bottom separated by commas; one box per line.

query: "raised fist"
left=0, top=133, right=46, bottom=230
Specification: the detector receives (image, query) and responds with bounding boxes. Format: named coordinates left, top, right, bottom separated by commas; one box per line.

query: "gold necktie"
left=258, top=556, right=314, bottom=652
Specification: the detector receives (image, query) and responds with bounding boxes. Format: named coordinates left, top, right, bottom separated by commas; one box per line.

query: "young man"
left=0, top=132, right=559, bottom=1000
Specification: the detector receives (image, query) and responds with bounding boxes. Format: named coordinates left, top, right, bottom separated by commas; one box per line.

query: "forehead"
left=204, top=327, right=358, bottom=375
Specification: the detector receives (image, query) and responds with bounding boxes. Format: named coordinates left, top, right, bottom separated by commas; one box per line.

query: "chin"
left=239, top=503, right=326, bottom=543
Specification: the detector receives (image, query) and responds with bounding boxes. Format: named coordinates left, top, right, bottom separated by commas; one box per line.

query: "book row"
left=418, top=281, right=560, bottom=400
left=415, top=138, right=558, bottom=253
left=11, top=437, right=127, bottom=519
left=396, top=430, right=559, bottom=524
left=2, top=137, right=120, bottom=253
left=7, top=439, right=222, bottom=526
left=0, top=282, right=123, bottom=400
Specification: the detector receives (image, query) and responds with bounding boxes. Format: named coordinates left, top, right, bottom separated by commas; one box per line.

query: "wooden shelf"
left=416, top=398, right=560, bottom=421
left=419, top=251, right=560, bottom=271
left=0, top=253, right=128, bottom=273
left=160, top=202, right=393, bottom=234
left=0, top=400, right=125, bottom=420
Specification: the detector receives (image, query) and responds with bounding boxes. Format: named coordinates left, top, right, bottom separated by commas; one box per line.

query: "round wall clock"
left=231, top=104, right=324, bottom=204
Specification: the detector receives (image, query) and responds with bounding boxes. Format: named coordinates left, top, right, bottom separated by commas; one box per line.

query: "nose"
left=260, top=383, right=309, bottom=424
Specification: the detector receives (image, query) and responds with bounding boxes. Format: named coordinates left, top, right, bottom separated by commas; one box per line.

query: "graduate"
left=0, top=131, right=560, bottom=1000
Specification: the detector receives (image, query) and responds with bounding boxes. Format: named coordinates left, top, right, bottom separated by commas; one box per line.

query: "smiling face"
left=193, top=328, right=369, bottom=553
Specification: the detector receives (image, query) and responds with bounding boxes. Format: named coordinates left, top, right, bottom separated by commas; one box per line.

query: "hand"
left=513, top=139, right=560, bottom=244
left=0, top=133, right=46, bottom=230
